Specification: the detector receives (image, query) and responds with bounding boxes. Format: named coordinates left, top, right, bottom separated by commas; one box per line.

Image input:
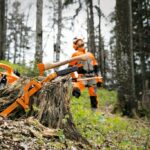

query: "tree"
left=132, top=0, right=150, bottom=94
left=0, top=0, right=6, bottom=60
left=109, top=0, right=150, bottom=116
left=35, top=0, right=43, bottom=64
left=6, top=1, right=31, bottom=64
left=53, top=0, right=63, bottom=63
left=86, top=0, right=96, bottom=55
left=115, top=0, right=136, bottom=117
left=94, top=0, right=105, bottom=78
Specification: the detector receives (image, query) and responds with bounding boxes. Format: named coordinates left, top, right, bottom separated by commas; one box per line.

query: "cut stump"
left=0, top=76, right=91, bottom=146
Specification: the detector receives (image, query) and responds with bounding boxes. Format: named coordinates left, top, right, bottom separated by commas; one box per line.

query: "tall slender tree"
left=0, top=0, right=6, bottom=60
left=35, top=0, right=43, bottom=64
left=95, top=0, right=105, bottom=78
left=86, top=0, right=96, bottom=55
left=53, top=0, right=62, bottom=63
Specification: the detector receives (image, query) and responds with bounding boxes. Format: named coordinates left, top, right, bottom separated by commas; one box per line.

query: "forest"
left=0, top=0, right=150, bottom=149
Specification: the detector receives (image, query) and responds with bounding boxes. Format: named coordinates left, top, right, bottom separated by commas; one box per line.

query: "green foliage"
left=0, top=60, right=39, bottom=77
left=71, top=89, right=150, bottom=149
left=97, top=88, right=117, bottom=106
left=32, top=104, right=40, bottom=112
left=57, top=129, right=66, bottom=142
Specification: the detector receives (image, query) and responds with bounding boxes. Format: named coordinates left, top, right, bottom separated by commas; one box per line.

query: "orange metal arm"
left=0, top=63, right=13, bottom=74
left=0, top=81, right=42, bottom=117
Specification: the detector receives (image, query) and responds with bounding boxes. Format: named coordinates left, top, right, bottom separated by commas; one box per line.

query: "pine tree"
left=6, top=1, right=31, bottom=64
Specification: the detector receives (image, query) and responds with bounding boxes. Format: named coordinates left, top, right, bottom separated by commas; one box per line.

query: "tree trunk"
left=53, top=0, right=62, bottom=71
left=87, top=0, right=96, bottom=55
left=128, top=0, right=135, bottom=97
left=35, top=0, right=43, bottom=64
left=0, top=0, right=6, bottom=60
left=19, top=23, right=23, bottom=64
left=141, top=81, right=150, bottom=117
left=55, top=0, right=62, bottom=63
left=115, top=0, right=136, bottom=117
left=138, top=0, right=146, bottom=92
left=86, top=1, right=90, bottom=51
left=97, top=0, right=105, bottom=78
left=13, top=25, right=17, bottom=64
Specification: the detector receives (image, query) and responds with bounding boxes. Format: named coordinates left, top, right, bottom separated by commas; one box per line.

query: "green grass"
left=71, top=88, right=150, bottom=149
left=97, top=88, right=117, bottom=106
left=0, top=60, right=39, bottom=77
left=0, top=60, right=27, bottom=74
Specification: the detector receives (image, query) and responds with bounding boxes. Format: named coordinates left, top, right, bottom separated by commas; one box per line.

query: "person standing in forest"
left=69, top=37, right=103, bottom=110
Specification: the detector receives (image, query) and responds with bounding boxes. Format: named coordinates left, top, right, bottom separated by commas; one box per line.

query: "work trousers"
left=72, top=79, right=98, bottom=109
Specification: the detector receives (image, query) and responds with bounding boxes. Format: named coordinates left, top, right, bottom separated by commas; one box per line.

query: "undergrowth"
left=71, top=88, right=150, bottom=149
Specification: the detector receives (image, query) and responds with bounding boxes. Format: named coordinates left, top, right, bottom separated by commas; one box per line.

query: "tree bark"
left=87, top=0, right=96, bottom=55
left=128, top=0, right=135, bottom=97
left=13, top=24, right=17, bottom=64
left=35, top=0, right=43, bottom=64
left=54, top=0, right=62, bottom=63
left=96, top=0, right=105, bottom=78
left=0, top=0, right=6, bottom=60
left=115, top=0, right=136, bottom=117
left=86, top=1, right=90, bottom=51
left=138, top=0, right=146, bottom=92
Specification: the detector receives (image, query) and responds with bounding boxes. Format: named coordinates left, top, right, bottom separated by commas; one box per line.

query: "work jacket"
left=69, top=48, right=98, bottom=79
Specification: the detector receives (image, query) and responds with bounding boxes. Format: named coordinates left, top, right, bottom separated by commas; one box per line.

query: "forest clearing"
left=0, top=0, right=149, bottom=149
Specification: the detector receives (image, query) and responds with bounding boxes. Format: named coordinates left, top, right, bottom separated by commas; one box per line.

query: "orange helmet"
left=73, top=37, right=84, bottom=50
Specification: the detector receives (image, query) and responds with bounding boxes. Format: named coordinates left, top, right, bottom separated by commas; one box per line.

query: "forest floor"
left=0, top=88, right=150, bottom=150
left=71, top=89, right=150, bottom=150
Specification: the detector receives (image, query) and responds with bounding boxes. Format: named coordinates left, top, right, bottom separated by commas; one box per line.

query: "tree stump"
left=0, top=76, right=91, bottom=146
